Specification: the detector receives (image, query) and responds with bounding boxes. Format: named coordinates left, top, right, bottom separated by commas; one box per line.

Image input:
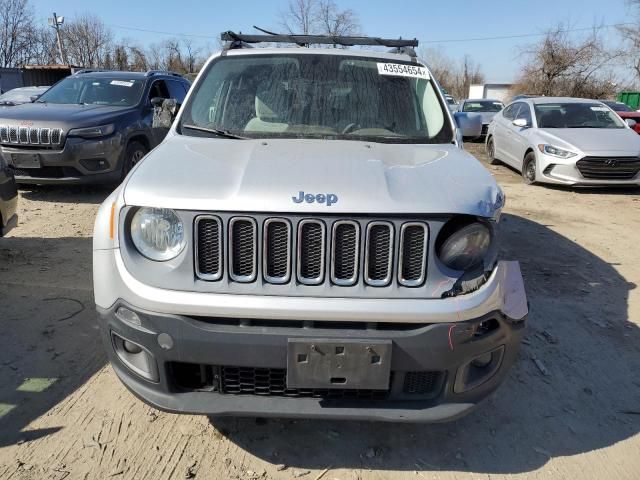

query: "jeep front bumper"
left=94, top=255, right=527, bottom=422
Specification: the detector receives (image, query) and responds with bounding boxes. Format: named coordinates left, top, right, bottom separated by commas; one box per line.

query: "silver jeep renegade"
left=93, top=32, right=527, bottom=422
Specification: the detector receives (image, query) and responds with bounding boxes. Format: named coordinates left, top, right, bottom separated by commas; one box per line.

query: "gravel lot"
left=1, top=142, right=639, bottom=480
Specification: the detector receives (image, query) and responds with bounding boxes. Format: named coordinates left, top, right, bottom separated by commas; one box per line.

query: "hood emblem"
left=604, top=159, right=619, bottom=167
left=292, top=191, right=338, bottom=206
left=20, top=120, right=34, bottom=127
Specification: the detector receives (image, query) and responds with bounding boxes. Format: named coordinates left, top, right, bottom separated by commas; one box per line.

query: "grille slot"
left=263, top=218, right=291, bottom=284
left=0, top=126, right=7, bottom=143
left=195, top=216, right=223, bottom=281
left=331, top=220, right=359, bottom=286
left=50, top=128, right=62, bottom=145
left=297, top=220, right=326, bottom=285
left=40, top=128, right=50, bottom=144
left=229, top=217, right=257, bottom=282
left=365, top=222, right=393, bottom=286
left=18, top=127, right=28, bottom=143
left=29, top=128, right=39, bottom=144
left=402, top=371, right=440, bottom=395
left=220, top=366, right=389, bottom=399
left=576, top=156, right=640, bottom=180
left=398, top=223, right=428, bottom=287
left=9, top=126, right=18, bottom=143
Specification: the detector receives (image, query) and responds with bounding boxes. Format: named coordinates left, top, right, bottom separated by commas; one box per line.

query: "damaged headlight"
left=437, top=219, right=492, bottom=271
left=130, top=207, right=185, bottom=261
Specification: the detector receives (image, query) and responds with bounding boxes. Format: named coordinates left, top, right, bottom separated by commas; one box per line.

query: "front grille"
left=221, top=366, right=389, bottom=399
left=194, top=215, right=429, bottom=289
left=398, top=223, right=428, bottom=286
left=195, top=216, right=222, bottom=280
left=264, top=219, right=291, bottom=283
left=365, top=222, right=393, bottom=286
left=229, top=217, right=257, bottom=282
left=0, top=125, right=64, bottom=147
left=403, top=371, right=441, bottom=394
left=331, top=221, right=359, bottom=285
left=576, top=156, right=640, bottom=180
left=168, top=362, right=443, bottom=400
left=297, top=220, right=325, bottom=284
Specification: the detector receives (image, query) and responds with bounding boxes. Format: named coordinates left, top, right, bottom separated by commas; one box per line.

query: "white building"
left=468, top=83, right=513, bottom=103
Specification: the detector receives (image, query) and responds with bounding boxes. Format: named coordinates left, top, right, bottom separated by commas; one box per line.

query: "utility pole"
left=48, top=12, right=67, bottom=65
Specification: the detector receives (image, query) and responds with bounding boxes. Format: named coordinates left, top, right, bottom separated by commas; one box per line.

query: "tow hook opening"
left=111, top=332, right=159, bottom=382
left=453, top=345, right=505, bottom=393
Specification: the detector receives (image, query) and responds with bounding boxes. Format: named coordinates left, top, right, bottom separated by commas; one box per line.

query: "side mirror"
left=512, top=118, right=529, bottom=128
left=453, top=112, right=482, bottom=138
left=30, top=95, right=40, bottom=102
left=625, top=118, right=637, bottom=128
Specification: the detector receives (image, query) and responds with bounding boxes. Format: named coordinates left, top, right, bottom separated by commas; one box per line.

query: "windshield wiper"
left=182, top=124, right=247, bottom=139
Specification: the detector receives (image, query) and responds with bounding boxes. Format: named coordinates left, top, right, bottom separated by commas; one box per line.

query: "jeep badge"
left=292, top=191, right=338, bottom=206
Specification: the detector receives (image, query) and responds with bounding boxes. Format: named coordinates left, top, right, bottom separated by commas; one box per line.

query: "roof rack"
left=145, top=70, right=183, bottom=78
left=221, top=31, right=419, bottom=49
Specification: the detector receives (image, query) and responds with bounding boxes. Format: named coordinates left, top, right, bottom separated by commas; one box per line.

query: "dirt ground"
left=1, top=142, right=639, bottom=480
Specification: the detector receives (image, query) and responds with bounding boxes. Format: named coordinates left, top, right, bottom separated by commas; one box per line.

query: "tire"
left=121, top=141, right=148, bottom=180
left=522, top=152, right=537, bottom=185
left=486, top=137, right=500, bottom=165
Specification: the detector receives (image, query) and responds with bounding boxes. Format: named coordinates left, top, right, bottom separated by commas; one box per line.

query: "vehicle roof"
left=10, top=85, right=49, bottom=90
left=528, top=97, right=605, bottom=105
left=462, top=98, right=503, bottom=103
left=72, top=70, right=186, bottom=80
left=225, top=46, right=417, bottom=63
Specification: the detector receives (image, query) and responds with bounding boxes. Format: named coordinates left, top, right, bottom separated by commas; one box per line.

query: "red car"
left=603, top=101, right=640, bottom=134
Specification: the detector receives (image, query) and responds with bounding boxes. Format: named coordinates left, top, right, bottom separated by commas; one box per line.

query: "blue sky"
left=31, top=0, right=633, bottom=82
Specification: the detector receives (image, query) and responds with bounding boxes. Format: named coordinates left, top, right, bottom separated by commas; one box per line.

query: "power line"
left=107, top=23, right=218, bottom=40
left=421, top=23, right=634, bottom=44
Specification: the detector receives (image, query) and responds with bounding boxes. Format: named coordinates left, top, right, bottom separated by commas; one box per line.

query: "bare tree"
left=619, top=0, right=640, bottom=84
left=62, top=14, right=113, bottom=68
left=0, top=0, right=36, bottom=67
left=513, top=24, right=620, bottom=98
left=280, top=0, right=360, bottom=38
left=281, top=0, right=318, bottom=34
left=419, top=47, right=485, bottom=100
left=318, top=0, right=359, bottom=37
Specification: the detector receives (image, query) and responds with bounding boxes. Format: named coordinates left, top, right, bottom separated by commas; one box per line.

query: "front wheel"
left=121, top=141, right=148, bottom=180
left=522, top=152, right=537, bottom=185
left=486, top=137, right=500, bottom=165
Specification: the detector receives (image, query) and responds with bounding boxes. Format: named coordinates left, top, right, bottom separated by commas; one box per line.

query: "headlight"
left=538, top=144, right=577, bottom=158
left=68, top=123, right=115, bottom=138
left=130, top=208, right=185, bottom=261
left=437, top=221, right=492, bottom=271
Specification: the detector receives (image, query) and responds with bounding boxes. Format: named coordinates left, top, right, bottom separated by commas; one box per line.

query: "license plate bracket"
left=11, top=153, right=41, bottom=169
left=287, top=339, right=392, bottom=390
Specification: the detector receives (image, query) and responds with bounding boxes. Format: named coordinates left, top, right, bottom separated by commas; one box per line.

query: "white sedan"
left=486, top=97, right=640, bottom=186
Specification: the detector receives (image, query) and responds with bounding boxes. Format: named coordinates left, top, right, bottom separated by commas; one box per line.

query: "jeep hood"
left=0, top=103, right=135, bottom=129
left=124, top=136, right=503, bottom=216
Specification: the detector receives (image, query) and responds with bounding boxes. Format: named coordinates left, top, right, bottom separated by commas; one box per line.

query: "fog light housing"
left=454, top=345, right=505, bottom=393
left=111, top=332, right=159, bottom=382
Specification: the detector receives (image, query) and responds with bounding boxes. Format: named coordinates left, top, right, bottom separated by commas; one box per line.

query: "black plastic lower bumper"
left=97, top=302, right=525, bottom=422
left=4, top=134, right=124, bottom=185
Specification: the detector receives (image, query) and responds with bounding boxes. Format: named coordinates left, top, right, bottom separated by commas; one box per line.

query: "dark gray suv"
left=0, top=70, right=190, bottom=185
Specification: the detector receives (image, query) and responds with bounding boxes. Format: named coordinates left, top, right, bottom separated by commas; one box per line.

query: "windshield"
left=0, top=87, right=48, bottom=104
left=462, top=100, right=504, bottom=112
left=36, top=76, right=144, bottom=106
left=180, top=54, right=453, bottom=143
left=534, top=103, right=626, bottom=129
left=606, top=102, right=633, bottom=113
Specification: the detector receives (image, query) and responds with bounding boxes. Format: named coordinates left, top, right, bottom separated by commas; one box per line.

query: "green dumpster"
left=618, top=92, right=640, bottom=110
